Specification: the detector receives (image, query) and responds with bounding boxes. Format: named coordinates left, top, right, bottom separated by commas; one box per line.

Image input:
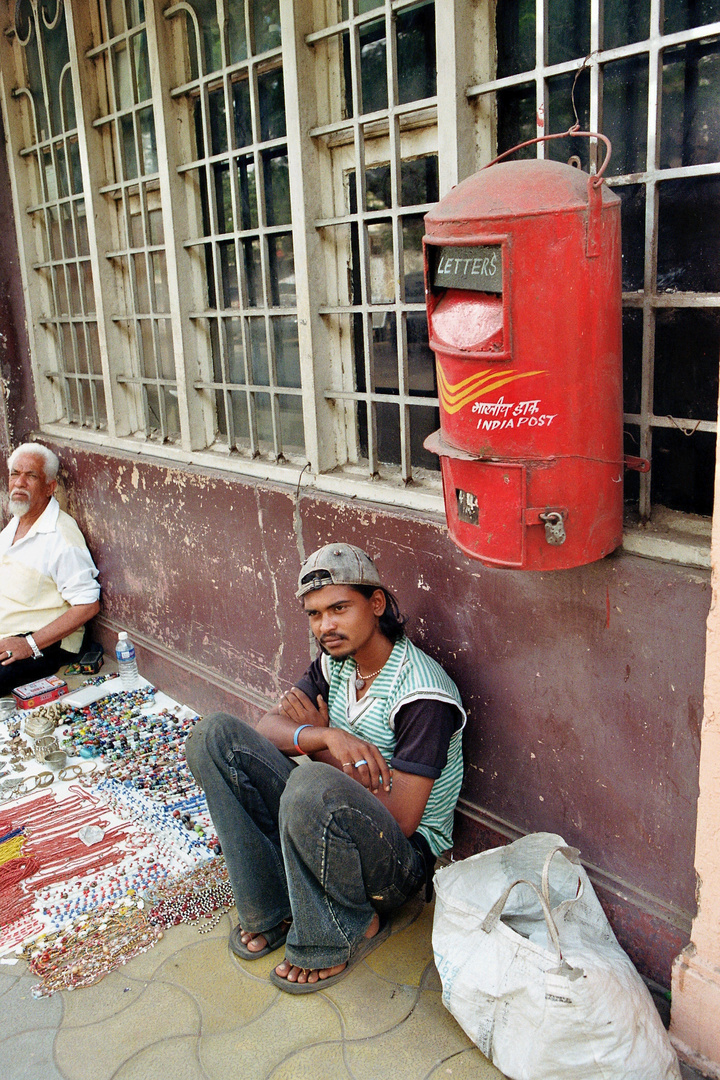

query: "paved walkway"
left=1, top=893, right=505, bottom=1080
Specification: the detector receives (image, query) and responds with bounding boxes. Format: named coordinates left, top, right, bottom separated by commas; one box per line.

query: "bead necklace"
left=144, top=857, right=234, bottom=934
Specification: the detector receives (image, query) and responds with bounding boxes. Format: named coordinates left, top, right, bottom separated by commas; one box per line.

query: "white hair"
left=8, top=442, right=60, bottom=483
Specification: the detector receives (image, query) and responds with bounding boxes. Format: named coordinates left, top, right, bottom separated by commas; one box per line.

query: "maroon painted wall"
left=50, top=439, right=707, bottom=987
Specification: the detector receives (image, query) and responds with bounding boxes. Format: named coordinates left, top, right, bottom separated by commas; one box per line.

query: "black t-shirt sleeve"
left=293, top=656, right=329, bottom=704
left=390, top=699, right=463, bottom=780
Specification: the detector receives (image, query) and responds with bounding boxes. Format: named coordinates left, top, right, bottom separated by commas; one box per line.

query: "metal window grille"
left=89, top=0, right=180, bottom=441
left=11, top=0, right=106, bottom=430
left=469, top=0, right=720, bottom=520
left=307, top=0, right=441, bottom=483
left=165, top=0, right=304, bottom=461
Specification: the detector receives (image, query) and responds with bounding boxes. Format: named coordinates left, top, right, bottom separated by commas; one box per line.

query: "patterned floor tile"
left=113, top=1036, right=206, bottom=1080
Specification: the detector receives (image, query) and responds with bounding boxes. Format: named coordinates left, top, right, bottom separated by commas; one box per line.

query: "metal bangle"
left=59, top=764, right=83, bottom=782
left=36, top=770, right=54, bottom=787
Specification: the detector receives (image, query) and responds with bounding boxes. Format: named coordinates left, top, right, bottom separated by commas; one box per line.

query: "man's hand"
left=0, top=636, right=32, bottom=666
left=279, top=688, right=329, bottom=727
left=320, top=726, right=392, bottom=794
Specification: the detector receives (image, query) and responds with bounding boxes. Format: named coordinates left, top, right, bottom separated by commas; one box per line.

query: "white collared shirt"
left=0, top=497, right=100, bottom=649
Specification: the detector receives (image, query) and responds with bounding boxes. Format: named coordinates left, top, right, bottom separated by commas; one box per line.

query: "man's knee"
left=280, top=761, right=346, bottom=821
left=185, top=712, right=250, bottom=774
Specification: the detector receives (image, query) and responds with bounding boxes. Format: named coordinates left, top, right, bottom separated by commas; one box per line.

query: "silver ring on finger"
left=342, top=761, right=353, bottom=768
left=353, top=758, right=368, bottom=768
left=6, top=650, right=12, bottom=658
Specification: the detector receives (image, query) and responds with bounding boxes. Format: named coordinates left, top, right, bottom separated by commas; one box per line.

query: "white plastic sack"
left=432, top=832, right=681, bottom=1080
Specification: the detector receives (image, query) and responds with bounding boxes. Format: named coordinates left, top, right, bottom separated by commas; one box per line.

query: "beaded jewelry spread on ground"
left=0, top=683, right=230, bottom=997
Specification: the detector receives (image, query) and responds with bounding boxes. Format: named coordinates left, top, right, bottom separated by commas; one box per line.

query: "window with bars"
left=476, top=0, right=720, bottom=520
left=2, top=0, right=718, bottom=528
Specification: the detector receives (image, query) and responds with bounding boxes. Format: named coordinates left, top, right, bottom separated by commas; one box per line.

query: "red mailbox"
left=423, top=157, right=624, bottom=570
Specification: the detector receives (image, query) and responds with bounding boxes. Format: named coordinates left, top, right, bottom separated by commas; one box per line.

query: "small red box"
left=12, top=675, right=69, bottom=710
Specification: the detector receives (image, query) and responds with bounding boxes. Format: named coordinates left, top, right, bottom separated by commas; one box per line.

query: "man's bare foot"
left=240, top=918, right=291, bottom=954
left=273, top=912, right=381, bottom=984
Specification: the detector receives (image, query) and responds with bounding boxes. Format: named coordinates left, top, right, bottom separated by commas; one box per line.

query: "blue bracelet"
left=293, top=724, right=312, bottom=754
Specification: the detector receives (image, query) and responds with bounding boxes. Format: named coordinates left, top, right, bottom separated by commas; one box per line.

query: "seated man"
left=186, top=542, right=465, bottom=993
left=0, top=443, right=100, bottom=695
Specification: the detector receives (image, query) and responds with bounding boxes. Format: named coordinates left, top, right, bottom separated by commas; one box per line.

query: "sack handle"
left=481, top=845, right=582, bottom=964
left=481, top=877, right=563, bottom=963
left=541, top=845, right=581, bottom=908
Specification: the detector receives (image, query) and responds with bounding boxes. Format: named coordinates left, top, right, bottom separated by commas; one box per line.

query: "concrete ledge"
left=671, top=948, right=720, bottom=1077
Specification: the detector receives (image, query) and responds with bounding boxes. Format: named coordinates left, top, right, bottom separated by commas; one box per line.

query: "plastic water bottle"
left=115, top=631, right=141, bottom=690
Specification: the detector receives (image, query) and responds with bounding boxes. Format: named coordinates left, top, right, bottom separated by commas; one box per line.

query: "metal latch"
left=540, top=511, right=566, bottom=545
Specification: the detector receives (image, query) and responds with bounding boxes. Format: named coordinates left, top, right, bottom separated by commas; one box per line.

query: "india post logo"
left=437, top=366, right=547, bottom=415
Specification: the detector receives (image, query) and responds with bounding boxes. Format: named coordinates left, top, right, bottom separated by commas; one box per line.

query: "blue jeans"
left=185, top=713, right=426, bottom=970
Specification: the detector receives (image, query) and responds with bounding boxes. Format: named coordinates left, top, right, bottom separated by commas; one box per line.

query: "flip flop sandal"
left=230, top=918, right=291, bottom=960
left=268, top=915, right=391, bottom=994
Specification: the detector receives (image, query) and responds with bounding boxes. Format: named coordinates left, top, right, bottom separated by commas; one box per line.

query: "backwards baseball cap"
left=296, top=543, right=382, bottom=598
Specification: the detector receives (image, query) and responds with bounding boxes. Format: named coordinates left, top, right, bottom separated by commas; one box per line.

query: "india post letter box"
left=423, top=158, right=623, bottom=571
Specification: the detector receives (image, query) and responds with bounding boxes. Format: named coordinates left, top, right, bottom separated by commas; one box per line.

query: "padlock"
left=541, top=511, right=566, bottom=545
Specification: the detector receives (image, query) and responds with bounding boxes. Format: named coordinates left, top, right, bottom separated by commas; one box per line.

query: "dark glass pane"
left=373, top=311, right=399, bottom=393
left=496, top=0, right=535, bottom=78
left=410, top=404, right=441, bottom=470
left=263, top=150, right=290, bottom=226
left=664, top=0, right=720, bottom=34
left=44, top=9, right=71, bottom=135
left=603, top=0, right=650, bottom=48
left=657, top=176, right=720, bottom=292
left=133, top=32, right=151, bottom=100
left=274, top=317, right=301, bottom=386
left=497, top=83, right=535, bottom=159
left=219, top=241, right=239, bottom=307
left=547, top=0, right=590, bottom=66
left=623, top=424, right=641, bottom=507
left=254, top=392, right=274, bottom=447
left=366, top=164, right=391, bottom=210
left=187, top=0, right=221, bottom=73
left=603, top=58, right=648, bottom=175
left=397, top=2, right=436, bottom=105
left=226, top=317, right=245, bottom=383
left=228, top=4, right=248, bottom=64
left=651, top=427, right=715, bottom=515
left=258, top=69, right=286, bottom=141
left=360, top=19, right=388, bottom=113
left=209, top=86, right=228, bottom=155
left=617, top=184, right=645, bottom=291
left=278, top=393, right=305, bottom=453
left=244, top=238, right=262, bottom=306
left=654, top=308, right=720, bottom=420
left=120, top=114, right=138, bottom=179
left=233, top=80, right=252, bottom=148
left=194, top=99, right=205, bottom=157
left=622, top=308, right=643, bottom=414
left=547, top=70, right=590, bottom=170
left=231, top=389, right=250, bottom=442
left=68, top=141, right=82, bottom=195
left=250, top=318, right=269, bottom=383
left=401, top=155, right=438, bottom=206
left=139, top=106, right=157, bottom=173
left=376, top=401, right=401, bottom=464
left=214, top=163, right=232, bottom=232
left=254, top=0, right=281, bottom=53
left=269, top=232, right=295, bottom=307
left=661, top=39, right=720, bottom=169
left=402, top=215, right=425, bottom=303
left=238, top=156, right=258, bottom=228
left=55, top=146, right=69, bottom=199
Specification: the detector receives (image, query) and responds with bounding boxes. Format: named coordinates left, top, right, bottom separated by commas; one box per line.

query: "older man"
left=186, top=542, right=465, bottom=994
left=0, top=443, right=100, bottom=695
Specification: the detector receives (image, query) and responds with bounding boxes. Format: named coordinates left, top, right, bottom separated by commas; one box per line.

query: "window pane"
left=373, top=312, right=399, bottom=393
left=547, top=0, right=590, bottom=66
left=278, top=394, right=305, bottom=454
left=366, top=164, right=391, bottom=210
left=497, top=83, right=536, bottom=158
left=238, top=156, right=258, bottom=229
left=274, top=316, right=300, bottom=386
left=231, top=389, right=250, bottom=441
left=547, top=70, right=590, bottom=169
left=401, top=154, right=438, bottom=206
left=496, top=0, right=535, bottom=78
left=661, top=39, right=720, bottom=169
left=219, top=241, right=239, bottom=307
left=617, top=184, right=645, bottom=291
left=254, top=0, right=281, bottom=53
left=368, top=221, right=394, bottom=304
left=657, top=176, right=720, bottom=292
left=269, top=233, right=295, bottom=307
left=244, top=238, right=262, bottom=306
left=250, top=318, right=269, bottom=383
left=209, top=86, right=228, bottom=156
left=603, top=58, right=648, bottom=175
left=603, top=0, right=650, bottom=49
left=226, top=318, right=245, bottom=383
left=665, top=0, right=720, bottom=34
left=622, top=309, right=643, bottom=414
left=397, top=2, right=436, bottom=104
left=651, top=427, right=716, bottom=514
left=623, top=424, right=641, bottom=506
left=359, top=19, right=387, bottom=113
left=258, top=70, right=286, bottom=141
left=233, top=81, right=252, bottom=148
left=654, top=308, right=720, bottom=420
left=402, top=215, right=425, bottom=299
left=254, top=391, right=274, bottom=446
left=263, top=150, right=290, bottom=226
